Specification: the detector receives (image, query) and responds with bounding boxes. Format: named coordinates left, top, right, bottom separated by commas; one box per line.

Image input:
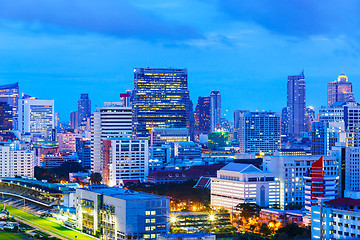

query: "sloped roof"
left=220, top=162, right=262, bottom=173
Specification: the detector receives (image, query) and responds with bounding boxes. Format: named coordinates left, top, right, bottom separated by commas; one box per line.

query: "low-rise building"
left=76, top=185, right=170, bottom=239
left=211, top=163, right=280, bottom=211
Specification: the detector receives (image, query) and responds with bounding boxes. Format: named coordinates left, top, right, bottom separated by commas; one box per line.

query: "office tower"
left=305, top=106, right=315, bottom=132
left=0, top=102, right=14, bottom=139
left=287, top=72, right=306, bottom=137
left=54, top=112, right=60, bottom=129
left=211, top=163, right=280, bottom=210
left=150, top=128, right=189, bottom=147
left=241, top=111, right=281, bottom=154
left=76, top=138, right=91, bottom=169
left=0, top=83, right=19, bottom=129
left=194, top=97, right=211, bottom=136
left=133, top=68, right=190, bottom=139
left=78, top=93, right=91, bottom=128
left=57, top=132, right=76, bottom=153
left=328, top=73, right=355, bottom=107
left=18, top=98, right=55, bottom=140
left=303, top=156, right=339, bottom=225
left=311, top=122, right=345, bottom=155
left=263, top=154, right=337, bottom=210
left=233, top=110, right=250, bottom=151
left=102, top=138, right=149, bottom=186
left=319, top=101, right=360, bottom=147
left=91, top=102, right=132, bottom=173
left=120, top=90, right=132, bottom=107
left=210, top=91, right=221, bottom=132
left=281, top=107, right=289, bottom=135
left=188, top=99, right=195, bottom=141
left=0, top=143, right=34, bottom=178
left=70, top=111, right=78, bottom=130
left=76, top=185, right=170, bottom=239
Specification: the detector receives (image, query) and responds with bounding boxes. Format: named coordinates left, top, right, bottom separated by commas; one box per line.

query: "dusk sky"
left=1, top=0, right=360, bottom=121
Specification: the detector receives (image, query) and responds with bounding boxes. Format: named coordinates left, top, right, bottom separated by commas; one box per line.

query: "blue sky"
left=0, top=0, right=360, bottom=121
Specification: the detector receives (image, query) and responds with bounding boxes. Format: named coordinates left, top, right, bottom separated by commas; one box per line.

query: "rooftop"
left=325, top=197, right=360, bottom=207
left=220, top=162, right=262, bottom=173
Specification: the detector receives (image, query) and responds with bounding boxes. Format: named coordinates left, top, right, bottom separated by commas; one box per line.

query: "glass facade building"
left=194, top=96, right=210, bottom=136
left=78, top=93, right=91, bottom=128
left=0, top=82, right=19, bottom=129
left=328, top=73, right=354, bottom=107
left=133, top=68, right=190, bottom=139
left=0, top=102, right=14, bottom=139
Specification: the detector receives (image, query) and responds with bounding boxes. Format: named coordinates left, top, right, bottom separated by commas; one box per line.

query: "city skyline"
left=1, top=1, right=360, bottom=121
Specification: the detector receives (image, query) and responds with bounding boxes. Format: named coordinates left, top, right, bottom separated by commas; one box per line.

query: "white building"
left=18, top=98, right=54, bottom=140
left=211, top=163, right=280, bottom=211
left=263, top=154, right=337, bottom=209
left=311, top=198, right=360, bottom=239
left=90, top=102, right=132, bottom=173
left=102, top=138, right=149, bottom=187
left=57, top=132, right=76, bottom=153
left=76, top=185, right=170, bottom=240
left=0, top=143, right=34, bottom=178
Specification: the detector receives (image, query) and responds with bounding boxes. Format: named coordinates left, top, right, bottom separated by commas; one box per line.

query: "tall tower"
left=0, top=83, right=19, bottom=130
left=287, top=72, right=306, bottom=137
left=327, top=73, right=354, bottom=107
left=133, top=68, right=190, bottom=139
left=194, top=96, right=211, bottom=136
left=210, top=91, right=221, bottom=132
left=78, top=93, right=91, bottom=128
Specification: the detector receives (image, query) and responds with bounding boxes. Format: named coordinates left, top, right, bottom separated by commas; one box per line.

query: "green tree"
left=234, top=203, right=260, bottom=219
left=259, top=223, right=271, bottom=237
left=90, top=172, right=102, bottom=184
left=272, top=223, right=311, bottom=240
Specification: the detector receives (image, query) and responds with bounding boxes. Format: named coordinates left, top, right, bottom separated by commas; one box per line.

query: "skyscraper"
left=133, top=68, right=190, bottom=139
left=78, top=93, right=91, bottom=128
left=194, top=96, right=210, bottom=136
left=18, top=98, right=55, bottom=140
left=0, top=83, right=19, bottom=129
left=234, top=110, right=250, bottom=151
left=70, top=111, right=78, bottom=130
left=210, top=91, right=221, bottom=132
left=0, top=102, right=13, bottom=139
left=242, top=111, right=281, bottom=153
left=287, top=72, right=306, bottom=137
left=328, top=73, right=354, bottom=107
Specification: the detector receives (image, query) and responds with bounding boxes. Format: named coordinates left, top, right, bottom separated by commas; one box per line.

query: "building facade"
left=194, top=96, right=211, bottom=136
left=0, top=102, right=14, bottom=139
left=133, top=68, right=190, bottom=139
left=328, top=73, right=355, bottom=107
left=76, top=138, right=91, bottom=169
left=0, top=83, right=19, bottom=130
left=90, top=102, right=132, bottom=173
left=18, top=98, right=55, bottom=140
left=287, top=72, right=306, bottom=137
left=150, top=128, right=189, bottom=147
left=0, top=144, right=34, bottom=178
left=78, top=94, right=91, bottom=129
left=210, top=91, right=221, bottom=132
left=76, top=185, right=170, bottom=239
left=311, top=122, right=345, bottom=156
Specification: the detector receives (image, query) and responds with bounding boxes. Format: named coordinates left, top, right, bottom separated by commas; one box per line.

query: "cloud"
left=0, top=0, right=201, bottom=40
left=218, top=0, right=360, bottom=38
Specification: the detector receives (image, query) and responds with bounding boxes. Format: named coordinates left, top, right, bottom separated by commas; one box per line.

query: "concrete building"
left=211, top=163, right=280, bottom=211
left=70, top=111, right=78, bottom=130
left=150, top=128, right=189, bottom=147
left=76, top=138, right=91, bottom=169
left=78, top=94, right=91, bottom=129
left=287, top=72, right=306, bottom=137
left=76, top=185, right=170, bottom=239
left=90, top=102, right=132, bottom=173
left=263, top=154, right=337, bottom=209
left=311, top=198, right=360, bottom=239
left=102, top=138, right=149, bottom=187
left=149, top=145, right=171, bottom=171
left=18, top=98, right=54, bottom=140
left=233, top=110, right=250, bottom=149
left=57, top=132, right=76, bottom=153
left=41, top=153, right=79, bottom=168
left=328, top=73, right=355, bottom=107
left=311, top=122, right=345, bottom=156
left=210, top=91, right=221, bottom=132
left=0, top=143, right=34, bottom=178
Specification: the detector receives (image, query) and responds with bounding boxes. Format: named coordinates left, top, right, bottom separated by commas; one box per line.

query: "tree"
left=259, top=223, right=271, bottom=237
left=272, top=223, right=311, bottom=240
left=234, top=203, right=260, bottom=219
left=90, top=172, right=102, bottom=184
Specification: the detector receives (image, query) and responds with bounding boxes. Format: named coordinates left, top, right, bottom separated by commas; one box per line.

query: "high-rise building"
left=150, top=128, right=189, bottom=147
left=57, top=132, right=76, bottom=153
left=70, top=111, right=78, bottom=130
left=287, top=72, right=306, bottom=137
left=305, top=106, right=316, bottom=132
left=328, top=73, right=355, bottom=107
left=120, top=90, right=132, bottom=107
left=133, top=68, right=190, bottom=139
left=78, top=93, right=91, bottom=128
left=233, top=110, right=250, bottom=151
left=0, top=102, right=14, bottom=139
left=90, top=102, right=132, bottom=173
left=76, top=138, right=91, bottom=169
left=311, top=122, right=345, bottom=155
left=0, top=83, right=19, bottom=129
left=210, top=91, right=221, bottom=132
left=102, top=138, right=149, bottom=186
left=242, top=111, right=281, bottom=154
left=76, top=185, right=170, bottom=239
left=0, top=142, right=34, bottom=178
left=18, top=98, right=55, bottom=140
left=281, top=107, right=289, bottom=135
